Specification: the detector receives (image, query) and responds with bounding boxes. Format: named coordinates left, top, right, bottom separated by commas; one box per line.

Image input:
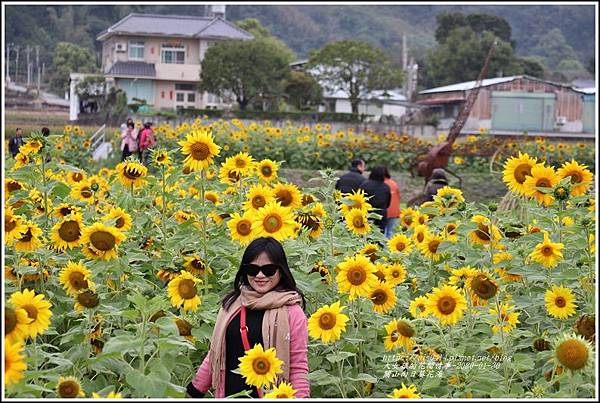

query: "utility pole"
left=36, top=45, right=41, bottom=95
left=6, top=44, right=11, bottom=82
left=15, top=45, right=19, bottom=84
left=26, top=44, right=31, bottom=88
left=42, top=62, right=45, bottom=88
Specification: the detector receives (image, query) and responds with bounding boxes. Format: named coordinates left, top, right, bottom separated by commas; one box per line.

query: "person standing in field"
left=138, top=122, right=156, bottom=165
left=359, top=166, right=391, bottom=234
left=335, top=158, right=366, bottom=194
left=120, top=122, right=138, bottom=161
left=9, top=128, right=25, bottom=158
left=383, top=166, right=401, bottom=239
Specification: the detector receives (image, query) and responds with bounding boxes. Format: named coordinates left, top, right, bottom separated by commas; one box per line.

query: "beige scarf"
left=208, top=285, right=303, bottom=392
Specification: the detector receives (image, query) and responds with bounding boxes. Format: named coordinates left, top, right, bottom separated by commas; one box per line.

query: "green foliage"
left=235, top=18, right=296, bottom=63
left=49, top=42, right=99, bottom=95
left=307, top=40, right=403, bottom=114
left=585, top=57, right=595, bottom=75
left=530, top=28, right=580, bottom=70
left=283, top=71, right=323, bottom=111
left=199, top=39, right=291, bottom=110
left=516, top=57, right=547, bottom=79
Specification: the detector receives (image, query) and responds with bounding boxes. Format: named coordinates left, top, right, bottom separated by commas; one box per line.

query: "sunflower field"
left=3, top=119, right=597, bottom=399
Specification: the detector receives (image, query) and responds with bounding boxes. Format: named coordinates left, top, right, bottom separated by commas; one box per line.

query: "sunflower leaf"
left=326, top=351, right=356, bottom=363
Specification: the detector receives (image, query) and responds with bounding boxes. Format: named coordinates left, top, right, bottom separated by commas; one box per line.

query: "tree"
left=531, top=28, right=579, bottom=70
left=435, top=12, right=512, bottom=45
left=307, top=40, right=403, bottom=114
left=434, top=12, right=466, bottom=44
left=236, top=18, right=296, bottom=63
left=426, top=29, right=522, bottom=87
left=49, top=42, right=98, bottom=95
left=199, top=39, right=291, bottom=110
left=516, top=56, right=546, bottom=78
left=586, top=57, right=595, bottom=75
left=283, top=71, right=323, bottom=111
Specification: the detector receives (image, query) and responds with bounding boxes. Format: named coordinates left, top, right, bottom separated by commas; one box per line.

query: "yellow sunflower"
left=336, top=254, right=379, bottom=300
left=344, top=208, right=371, bottom=236
left=58, top=261, right=94, bottom=296
left=218, top=160, right=242, bottom=185
left=168, top=270, right=202, bottom=312
left=102, top=207, right=133, bottom=231
left=264, top=382, right=298, bottom=398
left=433, top=186, right=465, bottom=213
left=183, top=255, right=212, bottom=277
left=469, top=215, right=501, bottom=246
left=228, top=212, right=256, bottom=245
left=70, top=180, right=95, bottom=204
left=53, top=203, right=82, bottom=219
left=553, top=333, right=593, bottom=372
left=12, top=152, right=32, bottom=170
left=5, top=305, right=32, bottom=344
left=14, top=220, right=44, bottom=252
left=5, top=178, right=26, bottom=195
left=448, top=266, right=478, bottom=288
left=385, top=263, right=407, bottom=286
left=443, top=222, right=459, bottom=243
left=116, top=160, right=148, bottom=188
left=74, top=289, right=101, bottom=313
left=228, top=152, right=255, bottom=176
left=409, top=296, right=430, bottom=319
left=426, top=285, right=467, bottom=326
left=489, top=303, right=520, bottom=334
left=5, top=205, right=27, bottom=245
left=80, top=222, right=126, bottom=260
left=66, top=170, right=87, bottom=186
left=251, top=202, right=297, bottom=242
left=339, top=189, right=372, bottom=215
left=467, top=272, right=498, bottom=305
left=255, top=159, right=279, bottom=182
left=529, top=233, right=564, bottom=268
left=502, top=152, right=537, bottom=195
left=5, top=340, right=27, bottom=386
left=545, top=286, right=577, bottom=320
left=307, top=202, right=326, bottom=238
left=384, top=319, right=416, bottom=351
left=387, top=233, right=413, bottom=254
left=152, top=149, right=171, bottom=167
left=412, top=224, right=429, bottom=245
left=57, top=376, right=85, bottom=398
left=204, top=190, right=220, bottom=204
left=307, top=301, right=350, bottom=343
left=523, top=163, right=558, bottom=206
left=370, top=281, right=397, bottom=314
left=238, top=344, right=283, bottom=388
left=92, top=391, right=123, bottom=398
left=273, top=182, right=303, bottom=209
left=178, top=128, right=221, bottom=172
left=10, top=289, right=53, bottom=338
left=556, top=160, right=593, bottom=197
left=388, top=383, right=420, bottom=398
left=417, top=232, right=445, bottom=262
left=244, top=184, right=275, bottom=211
left=50, top=213, right=84, bottom=251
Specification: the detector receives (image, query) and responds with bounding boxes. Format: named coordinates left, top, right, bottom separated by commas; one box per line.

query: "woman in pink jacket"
left=186, top=237, right=310, bottom=398
left=120, top=122, right=138, bottom=161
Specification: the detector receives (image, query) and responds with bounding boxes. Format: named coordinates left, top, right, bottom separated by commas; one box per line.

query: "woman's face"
left=246, top=251, right=281, bottom=293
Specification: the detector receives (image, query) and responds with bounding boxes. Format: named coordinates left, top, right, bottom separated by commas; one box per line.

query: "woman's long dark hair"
left=369, top=166, right=387, bottom=182
left=221, top=237, right=306, bottom=310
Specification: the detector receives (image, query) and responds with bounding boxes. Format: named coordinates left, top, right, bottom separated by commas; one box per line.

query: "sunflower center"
left=395, top=242, right=406, bottom=252
left=536, top=178, right=551, bottom=188
left=77, top=290, right=100, bottom=308
left=59, top=220, right=81, bottom=242
left=397, top=321, right=415, bottom=337
left=69, top=271, right=89, bottom=290
left=252, top=358, right=270, bottom=375
left=123, top=167, right=142, bottom=180
left=541, top=246, right=554, bottom=256
left=437, top=296, right=456, bottom=315
left=178, top=279, right=197, bottom=299
left=5, top=217, right=17, bottom=232
left=261, top=165, right=272, bottom=177
left=391, top=270, right=401, bottom=278
left=176, top=319, right=192, bottom=336
left=471, top=275, right=497, bottom=299
left=19, top=229, right=33, bottom=242
left=371, top=289, right=388, bottom=305
left=352, top=216, right=365, bottom=228
left=446, top=225, right=457, bottom=234
left=73, top=172, right=84, bottom=182
left=191, top=259, right=204, bottom=270
left=390, top=330, right=399, bottom=342
left=235, top=158, right=247, bottom=168
left=416, top=232, right=425, bottom=243
left=347, top=267, right=366, bottom=285
left=417, top=303, right=426, bottom=312
left=252, top=196, right=266, bottom=209
left=90, top=230, right=116, bottom=251
left=555, top=297, right=566, bottom=308
left=60, top=206, right=73, bottom=216
left=556, top=339, right=589, bottom=370
left=80, top=187, right=93, bottom=198
left=568, top=171, right=582, bottom=184
left=228, top=170, right=240, bottom=182
left=276, top=190, right=293, bottom=207
left=514, top=164, right=532, bottom=183
left=7, top=181, right=22, bottom=192
left=190, top=142, right=210, bottom=161
left=428, top=240, right=440, bottom=253
left=236, top=220, right=252, bottom=236
left=263, top=214, right=283, bottom=233
left=58, top=380, right=80, bottom=398
left=5, top=308, right=17, bottom=334
left=206, top=194, right=218, bottom=204
left=318, top=312, right=337, bottom=330
left=157, top=154, right=166, bottom=162
left=475, top=224, right=491, bottom=241
left=404, top=217, right=413, bottom=226
left=113, top=217, right=125, bottom=228
left=22, top=304, right=39, bottom=320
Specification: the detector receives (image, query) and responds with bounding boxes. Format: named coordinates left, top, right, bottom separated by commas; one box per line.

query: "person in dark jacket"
left=336, top=158, right=366, bottom=194
left=9, top=128, right=25, bottom=158
left=423, top=168, right=449, bottom=201
left=359, top=166, right=391, bottom=233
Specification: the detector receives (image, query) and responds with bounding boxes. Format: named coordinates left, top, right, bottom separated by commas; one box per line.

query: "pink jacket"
left=191, top=304, right=310, bottom=398
left=120, top=128, right=138, bottom=152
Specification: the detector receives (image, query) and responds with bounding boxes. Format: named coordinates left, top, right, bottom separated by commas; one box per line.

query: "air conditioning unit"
left=556, top=116, right=567, bottom=126
left=115, top=43, right=127, bottom=52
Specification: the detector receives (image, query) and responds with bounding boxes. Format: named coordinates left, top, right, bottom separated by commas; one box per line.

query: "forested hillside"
left=5, top=4, right=595, bottom=87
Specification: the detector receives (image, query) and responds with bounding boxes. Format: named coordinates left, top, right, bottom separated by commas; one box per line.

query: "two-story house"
left=96, top=12, right=253, bottom=111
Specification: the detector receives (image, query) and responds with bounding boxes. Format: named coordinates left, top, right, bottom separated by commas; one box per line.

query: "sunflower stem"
left=139, top=312, right=147, bottom=372
left=130, top=182, right=134, bottom=199
left=569, top=368, right=577, bottom=397
left=199, top=169, right=209, bottom=296
left=41, top=152, right=49, bottom=231
left=557, top=200, right=564, bottom=244
left=161, top=164, right=166, bottom=238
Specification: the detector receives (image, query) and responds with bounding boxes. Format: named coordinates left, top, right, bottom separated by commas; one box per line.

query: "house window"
left=161, top=45, right=186, bottom=64
left=129, top=41, right=145, bottom=60
left=176, top=93, right=185, bottom=102
left=175, top=83, right=195, bottom=91
left=187, top=93, right=196, bottom=103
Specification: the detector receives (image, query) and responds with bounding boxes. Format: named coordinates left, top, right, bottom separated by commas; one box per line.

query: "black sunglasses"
left=243, top=263, right=281, bottom=277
